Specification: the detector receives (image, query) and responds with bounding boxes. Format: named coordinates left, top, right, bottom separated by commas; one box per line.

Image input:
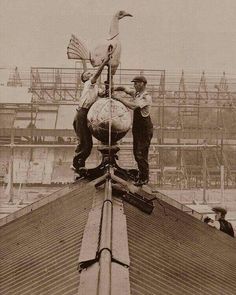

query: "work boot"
left=133, top=179, right=148, bottom=187
left=72, top=157, right=85, bottom=172
left=70, top=164, right=81, bottom=175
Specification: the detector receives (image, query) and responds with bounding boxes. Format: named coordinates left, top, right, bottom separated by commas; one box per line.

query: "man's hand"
left=103, top=45, right=113, bottom=64
left=104, top=53, right=112, bottom=64
left=204, top=217, right=212, bottom=223
left=92, top=47, right=113, bottom=83
left=114, top=86, right=126, bottom=92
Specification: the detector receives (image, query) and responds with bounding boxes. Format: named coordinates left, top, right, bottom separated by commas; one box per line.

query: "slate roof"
left=0, top=181, right=94, bottom=295
left=124, top=199, right=236, bottom=295
left=1, top=180, right=236, bottom=295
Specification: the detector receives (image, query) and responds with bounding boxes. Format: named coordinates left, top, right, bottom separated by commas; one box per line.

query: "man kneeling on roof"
left=204, top=207, right=234, bottom=237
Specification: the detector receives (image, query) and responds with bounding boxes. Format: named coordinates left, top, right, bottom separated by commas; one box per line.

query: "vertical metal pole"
left=157, top=105, right=162, bottom=186
left=220, top=138, right=225, bottom=206
left=202, top=146, right=207, bottom=204
left=196, top=92, right=200, bottom=163
left=220, top=165, right=225, bottom=207
left=8, top=129, right=14, bottom=204
left=195, top=92, right=200, bottom=187
left=108, top=63, right=112, bottom=154
left=160, top=72, right=165, bottom=186
left=30, top=102, right=33, bottom=144
left=177, top=100, right=181, bottom=189
left=216, top=89, right=220, bottom=129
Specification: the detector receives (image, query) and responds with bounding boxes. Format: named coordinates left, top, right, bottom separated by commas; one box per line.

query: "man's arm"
left=114, top=96, right=139, bottom=110
left=91, top=52, right=112, bottom=84
left=115, top=92, right=151, bottom=111
left=114, top=86, right=135, bottom=97
left=207, top=220, right=220, bottom=229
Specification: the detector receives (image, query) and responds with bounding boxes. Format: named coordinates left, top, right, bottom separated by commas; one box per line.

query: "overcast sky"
left=1, top=0, right=236, bottom=73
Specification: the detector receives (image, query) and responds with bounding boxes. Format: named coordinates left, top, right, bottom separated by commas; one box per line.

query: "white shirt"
left=208, top=220, right=221, bottom=230
left=134, top=91, right=152, bottom=117
left=78, top=78, right=99, bottom=109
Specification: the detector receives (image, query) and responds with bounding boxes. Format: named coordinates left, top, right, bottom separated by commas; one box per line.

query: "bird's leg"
left=105, top=66, right=114, bottom=98
left=104, top=44, right=114, bottom=97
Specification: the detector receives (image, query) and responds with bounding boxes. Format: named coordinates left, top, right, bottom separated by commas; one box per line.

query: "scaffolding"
left=29, top=66, right=165, bottom=101
left=7, top=67, right=22, bottom=87
left=2, top=67, right=236, bottom=188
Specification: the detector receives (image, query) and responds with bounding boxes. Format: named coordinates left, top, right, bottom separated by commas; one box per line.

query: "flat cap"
left=212, top=206, right=227, bottom=215
left=131, top=75, right=147, bottom=84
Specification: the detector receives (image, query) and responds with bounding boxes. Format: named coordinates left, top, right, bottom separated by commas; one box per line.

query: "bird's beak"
left=124, top=13, right=133, bottom=17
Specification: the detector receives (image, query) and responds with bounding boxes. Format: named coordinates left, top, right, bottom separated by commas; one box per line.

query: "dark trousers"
left=73, top=108, right=92, bottom=169
left=132, top=125, right=153, bottom=181
left=219, top=219, right=235, bottom=237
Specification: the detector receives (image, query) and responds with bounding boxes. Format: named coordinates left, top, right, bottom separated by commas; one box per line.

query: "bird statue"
left=67, top=10, right=133, bottom=75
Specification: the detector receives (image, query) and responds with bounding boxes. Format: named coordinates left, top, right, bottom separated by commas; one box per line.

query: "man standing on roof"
left=204, top=207, right=234, bottom=237
left=72, top=52, right=111, bottom=173
left=114, top=76, right=153, bottom=186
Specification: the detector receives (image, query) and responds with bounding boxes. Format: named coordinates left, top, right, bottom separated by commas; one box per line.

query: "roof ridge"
left=78, top=180, right=131, bottom=294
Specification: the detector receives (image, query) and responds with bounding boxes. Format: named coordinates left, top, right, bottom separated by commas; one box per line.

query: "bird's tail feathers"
left=67, top=34, right=90, bottom=60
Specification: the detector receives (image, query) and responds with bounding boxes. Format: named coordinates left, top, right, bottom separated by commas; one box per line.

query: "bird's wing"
left=67, top=34, right=90, bottom=60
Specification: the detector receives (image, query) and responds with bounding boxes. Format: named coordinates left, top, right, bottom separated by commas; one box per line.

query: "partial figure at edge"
left=204, top=206, right=235, bottom=237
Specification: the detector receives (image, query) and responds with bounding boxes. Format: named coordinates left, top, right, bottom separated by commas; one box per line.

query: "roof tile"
left=0, top=182, right=94, bottom=295
left=124, top=199, right=236, bottom=295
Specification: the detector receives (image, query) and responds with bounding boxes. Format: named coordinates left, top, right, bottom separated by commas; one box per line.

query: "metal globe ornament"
left=87, top=98, right=131, bottom=144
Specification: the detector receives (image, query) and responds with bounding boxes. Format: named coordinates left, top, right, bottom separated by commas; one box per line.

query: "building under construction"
left=1, top=66, right=236, bottom=189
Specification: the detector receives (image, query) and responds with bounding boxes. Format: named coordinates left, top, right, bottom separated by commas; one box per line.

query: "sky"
left=1, top=0, right=236, bottom=73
